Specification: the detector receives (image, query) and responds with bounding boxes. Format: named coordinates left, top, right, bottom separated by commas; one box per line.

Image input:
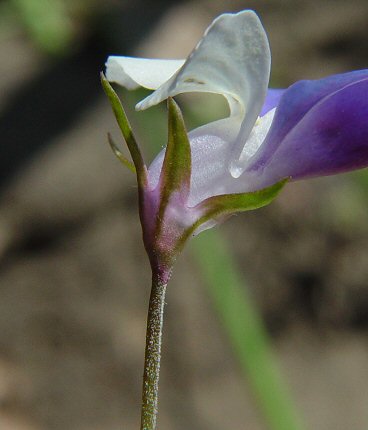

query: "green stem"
left=140, top=270, right=168, bottom=430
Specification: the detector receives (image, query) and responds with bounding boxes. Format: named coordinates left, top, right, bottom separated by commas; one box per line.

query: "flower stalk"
left=141, top=268, right=171, bottom=430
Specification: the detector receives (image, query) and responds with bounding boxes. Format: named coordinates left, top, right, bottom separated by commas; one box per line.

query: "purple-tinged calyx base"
left=140, top=97, right=192, bottom=272
left=138, top=98, right=287, bottom=272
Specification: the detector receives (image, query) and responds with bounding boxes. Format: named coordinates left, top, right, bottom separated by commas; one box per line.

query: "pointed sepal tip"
left=100, top=72, right=147, bottom=186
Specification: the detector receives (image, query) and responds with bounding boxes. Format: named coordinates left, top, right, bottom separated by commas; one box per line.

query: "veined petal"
left=105, top=57, right=185, bottom=90
left=149, top=109, right=276, bottom=207
left=246, top=70, right=368, bottom=185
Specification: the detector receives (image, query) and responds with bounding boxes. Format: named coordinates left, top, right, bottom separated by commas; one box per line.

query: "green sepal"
left=199, top=178, right=288, bottom=219
left=100, top=72, right=146, bottom=186
left=185, top=179, right=288, bottom=239
left=158, top=98, right=192, bottom=214
left=107, top=133, right=136, bottom=173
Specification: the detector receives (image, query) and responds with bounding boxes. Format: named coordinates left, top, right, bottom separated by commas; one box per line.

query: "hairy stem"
left=140, top=270, right=169, bottom=430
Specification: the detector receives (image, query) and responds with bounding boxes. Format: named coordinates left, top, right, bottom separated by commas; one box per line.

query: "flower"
left=102, top=10, right=368, bottom=270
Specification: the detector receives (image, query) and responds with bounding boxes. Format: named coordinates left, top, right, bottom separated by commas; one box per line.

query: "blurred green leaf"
left=191, top=230, right=305, bottom=430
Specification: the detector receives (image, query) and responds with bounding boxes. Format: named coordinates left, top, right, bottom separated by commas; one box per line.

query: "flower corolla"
left=103, top=10, right=368, bottom=268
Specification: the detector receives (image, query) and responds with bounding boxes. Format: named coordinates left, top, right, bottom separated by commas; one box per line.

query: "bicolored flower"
left=102, top=9, right=368, bottom=270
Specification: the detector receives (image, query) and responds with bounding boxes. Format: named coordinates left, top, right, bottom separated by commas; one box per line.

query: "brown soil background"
left=1, top=1, right=368, bottom=429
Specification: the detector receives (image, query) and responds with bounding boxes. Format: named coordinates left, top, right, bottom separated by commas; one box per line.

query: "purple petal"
left=260, top=89, right=285, bottom=116
left=247, top=70, right=368, bottom=184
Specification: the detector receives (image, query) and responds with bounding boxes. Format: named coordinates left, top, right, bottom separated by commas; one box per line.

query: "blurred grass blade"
left=191, top=230, right=305, bottom=430
left=11, top=0, right=73, bottom=55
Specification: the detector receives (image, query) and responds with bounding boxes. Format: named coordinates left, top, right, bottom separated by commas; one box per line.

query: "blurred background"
left=1, top=0, right=368, bottom=429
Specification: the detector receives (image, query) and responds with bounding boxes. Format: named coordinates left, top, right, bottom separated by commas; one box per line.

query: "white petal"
left=105, top=56, right=185, bottom=90
left=137, top=11, right=270, bottom=110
